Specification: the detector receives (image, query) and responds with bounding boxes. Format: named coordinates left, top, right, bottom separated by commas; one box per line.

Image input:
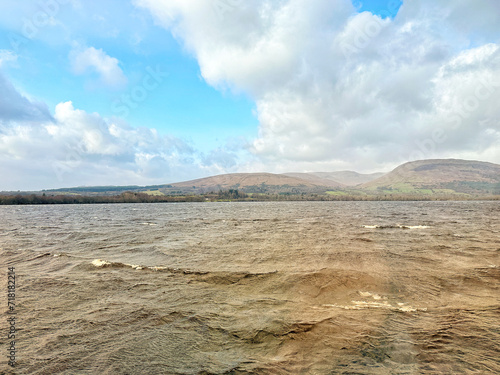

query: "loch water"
left=1, top=201, right=499, bottom=374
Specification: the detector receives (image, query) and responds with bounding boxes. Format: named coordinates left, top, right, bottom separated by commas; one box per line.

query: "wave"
left=91, top=259, right=163, bottom=270
left=90, top=259, right=279, bottom=284
left=362, top=225, right=430, bottom=229
left=321, top=291, right=428, bottom=312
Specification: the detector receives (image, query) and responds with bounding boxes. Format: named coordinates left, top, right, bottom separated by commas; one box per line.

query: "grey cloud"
left=136, top=0, right=500, bottom=172
left=202, top=148, right=238, bottom=169
left=0, top=72, right=53, bottom=122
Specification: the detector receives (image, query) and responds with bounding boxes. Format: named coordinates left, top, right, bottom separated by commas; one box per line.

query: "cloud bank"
left=135, top=0, right=500, bottom=172
left=0, top=72, right=204, bottom=190
left=2, top=0, right=500, bottom=190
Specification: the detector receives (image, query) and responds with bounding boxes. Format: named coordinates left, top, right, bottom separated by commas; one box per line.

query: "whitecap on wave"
left=91, top=259, right=112, bottom=267
left=362, top=225, right=430, bottom=229
left=321, top=291, right=427, bottom=312
left=91, top=259, right=168, bottom=271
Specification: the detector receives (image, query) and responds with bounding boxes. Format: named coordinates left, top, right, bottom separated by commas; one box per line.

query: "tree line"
left=0, top=190, right=497, bottom=205
left=0, top=192, right=205, bottom=205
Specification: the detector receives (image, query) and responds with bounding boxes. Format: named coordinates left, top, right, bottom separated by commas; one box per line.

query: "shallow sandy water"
left=1, top=201, right=499, bottom=374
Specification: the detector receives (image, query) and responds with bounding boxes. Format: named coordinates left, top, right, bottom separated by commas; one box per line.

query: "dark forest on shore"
left=0, top=190, right=498, bottom=205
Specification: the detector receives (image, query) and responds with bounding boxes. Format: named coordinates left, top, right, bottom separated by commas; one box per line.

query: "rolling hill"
left=169, top=173, right=343, bottom=194
left=279, top=173, right=347, bottom=188
left=302, top=171, right=384, bottom=186
left=284, top=171, right=384, bottom=188
left=35, top=158, right=500, bottom=198
left=361, top=159, right=500, bottom=195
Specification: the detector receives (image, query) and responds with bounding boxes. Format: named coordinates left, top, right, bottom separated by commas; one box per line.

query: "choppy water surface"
left=1, top=201, right=499, bottom=374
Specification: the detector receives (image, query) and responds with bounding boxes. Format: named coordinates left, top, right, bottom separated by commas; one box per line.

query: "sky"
left=0, top=0, right=499, bottom=190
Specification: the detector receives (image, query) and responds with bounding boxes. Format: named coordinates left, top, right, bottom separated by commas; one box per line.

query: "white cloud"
left=0, top=50, right=17, bottom=67
left=70, top=46, right=127, bottom=88
left=0, top=71, right=249, bottom=190
left=0, top=98, right=216, bottom=190
left=135, top=0, right=500, bottom=173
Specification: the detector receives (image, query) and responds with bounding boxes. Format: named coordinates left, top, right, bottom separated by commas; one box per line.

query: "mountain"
left=311, top=171, right=385, bottom=186
left=39, top=173, right=342, bottom=196
left=169, top=173, right=342, bottom=194
left=361, top=159, right=500, bottom=194
left=283, top=171, right=383, bottom=186
left=279, top=173, right=346, bottom=188
left=36, top=158, right=500, bottom=198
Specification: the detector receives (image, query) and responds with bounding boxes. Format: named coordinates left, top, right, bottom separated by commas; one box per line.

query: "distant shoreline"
left=0, top=192, right=498, bottom=205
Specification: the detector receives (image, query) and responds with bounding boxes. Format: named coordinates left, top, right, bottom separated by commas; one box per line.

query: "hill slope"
left=170, top=173, right=338, bottom=194
left=283, top=172, right=383, bottom=186
left=361, top=159, right=500, bottom=194
left=279, top=173, right=345, bottom=188
left=310, top=171, right=385, bottom=186
left=37, top=159, right=499, bottom=197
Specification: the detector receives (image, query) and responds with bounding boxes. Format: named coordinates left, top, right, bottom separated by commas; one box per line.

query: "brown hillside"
left=310, top=171, right=385, bottom=186
left=170, top=173, right=338, bottom=193
left=361, top=159, right=500, bottom=194
left=280, top=173, right=345, bottom=188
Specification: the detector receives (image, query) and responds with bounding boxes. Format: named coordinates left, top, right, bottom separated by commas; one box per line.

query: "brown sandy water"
left=0, top=201, right=499, bottom=374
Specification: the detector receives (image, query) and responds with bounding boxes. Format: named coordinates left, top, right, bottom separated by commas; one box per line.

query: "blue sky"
left=2, top=0, right=400, bottom=151
left=0, top=0, right=499, bottom=190
left=0, top=0, right=259, bottom=152
left=354, top=0, right=401, bottom=17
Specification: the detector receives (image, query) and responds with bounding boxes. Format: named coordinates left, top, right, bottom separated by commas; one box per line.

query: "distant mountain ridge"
left=284, top=171, right=385, bottom=186
left=169, top=173, right=344, bottom=194
left=149, top=159, right=500, bottom=195
left=33, top=158, right=500, bottom=197
left=361, top=159, right=500, bottom=194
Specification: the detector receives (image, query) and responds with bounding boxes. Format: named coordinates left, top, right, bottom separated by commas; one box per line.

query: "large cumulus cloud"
left=135, top=0, right=500, bottom=173
left=0, top=70, right=215, bottom=190
left=0, top=99, right=199, bottom=190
